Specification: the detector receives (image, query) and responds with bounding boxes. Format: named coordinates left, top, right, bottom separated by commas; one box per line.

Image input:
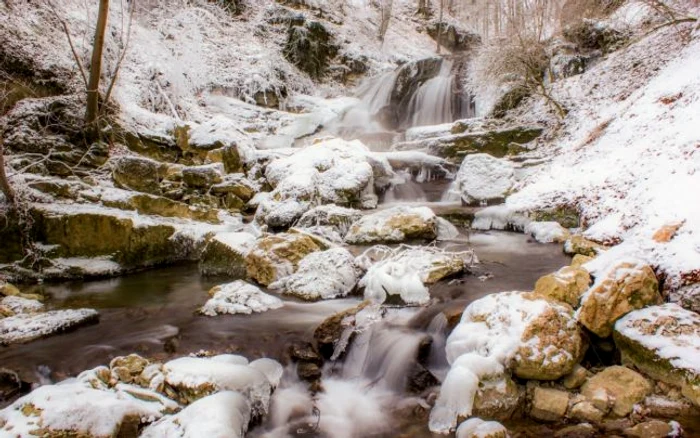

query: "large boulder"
left=269, top=248, right=359, bottom=300
left=182, top=164, right=224, bottom=190
left=199, top=232, right=256, bottom=277
left=427, top=22, right=481, bottom=52
left=245, top=233, right=322, bottom=286
left=447, top=154, right=514, bottom=206
left=525, top=221, right=571, bottom=243
left=564, top=235, right=608, bottom=256
left=112, top=156, right=166, bottom=195
left=614, top=304, right=700, bottom=407
left=534, top=266, right=591, bottom=307
left=563, top=18, right=628, bottom=54
left=257, top=138, right=392, bottom=228
left=283, top=18, right=338, bottom=80
left=200, top=281, right=283, bottom=316
left=456, top=418, right=508, bottom=438
left=430, top=291, right=585, bottom=433
left=580, top=366, right=652, bottom=417
left=577, top=261, right=662, bottom=337
left=344, top=206, right=439, bottom=244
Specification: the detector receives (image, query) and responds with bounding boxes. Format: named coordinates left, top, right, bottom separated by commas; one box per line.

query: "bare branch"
left=45, top=0, right=89, bottom=89
left=103, top=0, right=136, bottom=109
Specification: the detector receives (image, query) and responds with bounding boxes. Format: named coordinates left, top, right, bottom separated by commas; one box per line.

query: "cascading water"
left=406, top=60, right=457, bottom=127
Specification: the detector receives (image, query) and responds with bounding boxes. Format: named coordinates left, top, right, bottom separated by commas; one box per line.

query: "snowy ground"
left=504, top=11, right=700, bottom=291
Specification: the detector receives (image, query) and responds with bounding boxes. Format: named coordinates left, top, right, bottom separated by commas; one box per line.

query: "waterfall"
left=407, top=60, right=457, bottom=127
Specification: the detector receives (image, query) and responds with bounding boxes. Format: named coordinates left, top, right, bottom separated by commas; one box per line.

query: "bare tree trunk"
left=0, top=134, right=15, bottom=205
left=417, top=0, right=428, bottom=16
left=379, top=0, right=393, bottom=41
left=436, top=0, right=444, bottom=54
left=85, top=0, right=109, bottom=138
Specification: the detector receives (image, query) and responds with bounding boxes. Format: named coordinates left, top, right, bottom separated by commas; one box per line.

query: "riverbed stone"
left=578, top=261, right=661, bottom=337
left=581, top=366, right=652, bottom=417
left=0, top=282, right=21, bottom=297
left=112, top=156, right=166, bottom=195
left=613, top=304, right=700, bottom=407
left=530, top=387, right=569, bottom=422
left=456, top=418, right=509, bottom=438
left=568, top=400, right=604, bottom=423
left=313, top=301, right=370, bottom=359
left=622, top=420, right=674, bottom=438
left=561, top=364, right=589, bottom=389
left=534, top=266, right=591, bottom=307
left=472, top=374, right=523, bottom=421
left=199, top=232, right=256, bottom=277
left=571, top=254, right=593, bottom=268
left=525, top=221, right=571, bottom=243
left=245, top=233, right=322, bottom=286
left=344, top=206, right=438, bottom=244
left=200, top=281, right=283, bottom=316
left=554, top=423, right=598, bottom=438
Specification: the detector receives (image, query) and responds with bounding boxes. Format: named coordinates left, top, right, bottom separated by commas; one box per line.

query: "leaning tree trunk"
left=436, top=0, right=444, bottom=54
left=85, top=0, right=109, bottom=138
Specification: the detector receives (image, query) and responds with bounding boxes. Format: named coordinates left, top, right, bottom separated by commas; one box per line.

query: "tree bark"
left=436, top=0, right=444, bottom=54
left=85, top=0, right=109, bottom=138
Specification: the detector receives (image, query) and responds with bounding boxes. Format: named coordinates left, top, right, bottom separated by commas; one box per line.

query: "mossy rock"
left=32, top=207, right=183, bottom=269
left=614, top=304, right=700, bottom=407
left=103, top=193, right=220, bottom=224
left=0, top=210, right=27, bottom=264
left=283, top=19, right=339, bottom=80
left=491, top=87, right=531, bottom=118
left=564, top=235, right=607, bottom=257
left=428, top=126, right=543, bottom=163
left=530, top=206, right=580, bottom=229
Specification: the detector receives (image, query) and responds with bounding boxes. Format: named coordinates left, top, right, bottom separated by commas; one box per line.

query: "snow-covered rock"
left=0, top=295, right=44, bottom=315
left=269, top=248, right=359, bottom=300
left=245, top=233, right=322, bottom=286
left=456, top=418, right=508, bottom=438
left=525, top=221, right=571, bottom=243
left=344, top=206, right=439, bottom=244
left=0, top=379, right=171, bottom=437
left=199, top=232, right=257, bottom=277
left=430, top=291, right=584, bottom=433
left=358, top=246, right=473, bottom=305
left=295, top=204, right=363, bottom=237
left=614, top=304, right=700, bottom=407
left=0, top=309, right=99, bottom=345
left=257, top=138, right=393, bottom=228
left=141, top=391, right=251, bottom=438
left=200, top=281, right=283, bottom=316
left=577, top=260, right=662, bottom=337
left=163, top=355, right=276, bottom=416
left=471, top=205, right=530, bottom=232
left=448, top=154, right=515, bottom=206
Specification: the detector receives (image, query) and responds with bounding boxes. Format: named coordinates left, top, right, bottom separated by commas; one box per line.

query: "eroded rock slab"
left=0, top=309, right=99, bottom=345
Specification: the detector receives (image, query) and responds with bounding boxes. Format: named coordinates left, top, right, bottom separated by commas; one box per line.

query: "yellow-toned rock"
left=578, top=262, right=662, bottom=337
left=564, top=235, right=607, bottom=257
left=581, top=366, right=652, bottom=417
left=534, top=266, right=591, bottom=307
left=245, top=233, right=321, bottom=286
left=571, top=254, right=593, bottom=268
left=652, top=221, right=684, bottom=243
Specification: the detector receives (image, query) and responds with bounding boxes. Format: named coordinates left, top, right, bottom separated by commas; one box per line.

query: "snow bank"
left=507, top=27, right=700, bottom=286
left=200, top=281, right=283, bottom=316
